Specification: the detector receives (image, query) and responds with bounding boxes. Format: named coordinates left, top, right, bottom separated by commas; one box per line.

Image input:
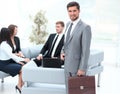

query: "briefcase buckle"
left=80, top=86, right=84, bottom=90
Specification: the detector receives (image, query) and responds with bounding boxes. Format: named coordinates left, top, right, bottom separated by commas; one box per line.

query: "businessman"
left=34, top=21, right=64, bottom=67
left=60, top=1, right=92, bottom=94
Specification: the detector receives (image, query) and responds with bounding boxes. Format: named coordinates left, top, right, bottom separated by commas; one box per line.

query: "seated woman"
left=8, top=24, right=24, bottom=58
left=0, top=28, right=30, bottom=93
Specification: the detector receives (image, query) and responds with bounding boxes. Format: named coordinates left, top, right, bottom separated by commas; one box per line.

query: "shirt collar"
left=71, top=17, right=80, bottom=25
left=57, top=32, right=64, bottom=36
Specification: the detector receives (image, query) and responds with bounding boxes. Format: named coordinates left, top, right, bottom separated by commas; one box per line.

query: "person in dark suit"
left=60, top=2, right=92, bottom=94
left=34, top=21, right=64, bottom=67
left=0, top=28, right=30, bottom=93
left=8, top=24, right=25, bottom=58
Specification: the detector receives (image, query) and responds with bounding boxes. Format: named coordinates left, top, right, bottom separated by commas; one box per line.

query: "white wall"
left=0, top=0, right=96, bottom=45
left=0, top=0, right=120, bottom=64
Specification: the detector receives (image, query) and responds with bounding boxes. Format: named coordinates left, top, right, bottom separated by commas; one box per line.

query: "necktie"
left=49, top=35, right=59, bottom=56
left=66, top=23, right=73, bottom=42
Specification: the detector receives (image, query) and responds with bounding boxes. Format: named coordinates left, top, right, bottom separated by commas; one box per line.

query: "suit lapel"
left=65, top=20, right=83, bottom=46
left=54, top=35, right=64, bottom=56
left=47, top=34, right=56, bottom=54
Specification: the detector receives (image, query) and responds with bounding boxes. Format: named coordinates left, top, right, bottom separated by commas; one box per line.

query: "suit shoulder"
left=14, top=36, right=19, bottom=38
left=82, top=21, right=91, bottom=28
left=47, top=33, right=56, bottom=39
left=50, top=33, right=56, bottom=35
left=49, top=33, right=56, bottom=37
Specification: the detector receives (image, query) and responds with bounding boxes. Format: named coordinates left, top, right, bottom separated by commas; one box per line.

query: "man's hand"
left=77, top=70, right=85, bottom=76
left=36, top=55, right=43, bottom=60
left=60, top=53, right=65, bottom=61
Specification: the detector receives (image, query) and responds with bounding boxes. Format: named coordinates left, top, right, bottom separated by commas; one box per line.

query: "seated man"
left=33, top=21, right=64, bottom=67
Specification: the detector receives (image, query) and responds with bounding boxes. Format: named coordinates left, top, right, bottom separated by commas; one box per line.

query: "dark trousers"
left=33, top=55, right=49, bottom=67
left=33, top=59, right=42, bottom=67
left=33, top=57, right=64, bottom=67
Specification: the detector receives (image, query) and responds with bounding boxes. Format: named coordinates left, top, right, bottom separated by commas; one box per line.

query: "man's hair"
left=56, top=21, right=64, bottom=27
left=67, top=1, right=80, bottom=10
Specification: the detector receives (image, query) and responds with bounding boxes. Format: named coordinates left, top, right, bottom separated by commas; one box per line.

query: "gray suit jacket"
left=64, top=20, right=91, bottom=74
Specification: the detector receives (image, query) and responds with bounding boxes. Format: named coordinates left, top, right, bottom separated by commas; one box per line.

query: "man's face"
left=56, top=24, right=64, bottom=34
left=67, top=6, right=80, bottom=21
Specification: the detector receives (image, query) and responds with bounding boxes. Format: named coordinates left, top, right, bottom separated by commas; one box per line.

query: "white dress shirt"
left=65, top=17, right=81, bottom=41
left=0, top=41, right=24, bottom=62
left=51, top=33, right=64, bottom=57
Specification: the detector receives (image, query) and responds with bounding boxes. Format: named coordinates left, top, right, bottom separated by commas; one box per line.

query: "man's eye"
left=68, top=10, right=72, bottom=12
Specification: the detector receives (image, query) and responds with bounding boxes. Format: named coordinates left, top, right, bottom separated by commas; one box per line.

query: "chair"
left=0, top=71, right=10, bottom=83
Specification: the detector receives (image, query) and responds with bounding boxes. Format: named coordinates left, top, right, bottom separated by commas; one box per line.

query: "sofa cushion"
left=21, top=44, right=43, bottom=58
left=22, top=66, right=65, bottom=84
left=21, top=47, right=31, bottom=58
left=29, top=44, right=43, bottom=58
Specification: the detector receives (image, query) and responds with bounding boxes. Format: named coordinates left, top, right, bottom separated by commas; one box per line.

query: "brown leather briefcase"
left=68, top=75, right=96, bottom=94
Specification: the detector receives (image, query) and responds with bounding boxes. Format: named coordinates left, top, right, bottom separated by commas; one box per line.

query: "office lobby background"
left=0, top=0, right=120, bottom=65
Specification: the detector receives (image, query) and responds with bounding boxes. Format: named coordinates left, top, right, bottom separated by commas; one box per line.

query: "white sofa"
left=21, top=48, right=104, bottom=94
left=22, top=64, right=66, bottom=94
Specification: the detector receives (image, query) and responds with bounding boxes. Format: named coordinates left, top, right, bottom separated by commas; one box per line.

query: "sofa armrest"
left=88, top=49, right=104, bottom=67
left=86, top=49, right=104, bottom=76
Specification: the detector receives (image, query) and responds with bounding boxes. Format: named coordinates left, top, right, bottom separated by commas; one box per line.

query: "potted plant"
left=29, top=10, right=48, bottom=45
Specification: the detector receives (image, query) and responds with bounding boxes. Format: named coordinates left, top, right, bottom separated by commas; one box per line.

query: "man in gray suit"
left=61, top=1, right=92, bottom=94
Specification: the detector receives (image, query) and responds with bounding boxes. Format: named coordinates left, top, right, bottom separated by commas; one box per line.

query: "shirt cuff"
left=39, top=54, right=42, bottom=57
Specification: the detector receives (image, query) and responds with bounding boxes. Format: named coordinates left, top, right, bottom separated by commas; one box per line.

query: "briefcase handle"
left=69, top=72, right=85, bottom=77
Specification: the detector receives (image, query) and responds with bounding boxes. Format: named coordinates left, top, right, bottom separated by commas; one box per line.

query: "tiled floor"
left=0, top=63, right=120, bottom=94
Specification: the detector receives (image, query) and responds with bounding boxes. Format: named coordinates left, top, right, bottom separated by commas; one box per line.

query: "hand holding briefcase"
left=68, top=73, right=96, bottom=94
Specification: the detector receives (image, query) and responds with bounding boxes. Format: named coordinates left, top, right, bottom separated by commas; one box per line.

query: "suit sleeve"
left=40, top=35, right=51, bottom=55
left=79, top=25, right=92, bottom=71
left=14, top=37, right=21, bottom=52
left=17, top=37, right=21, bottom=51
